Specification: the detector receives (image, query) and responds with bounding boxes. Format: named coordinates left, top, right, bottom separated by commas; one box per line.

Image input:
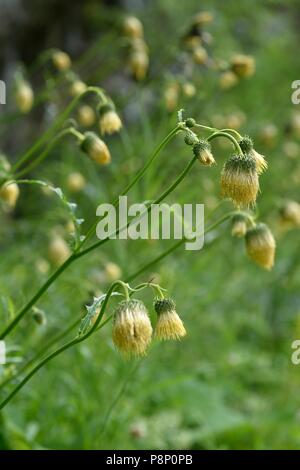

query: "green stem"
left=208, top=131, right=243, bottom=155
left=0, top=282, right=119, bottom=410
left=11, top=87, right=106, bottom=173
left=78, top=125, right=182, bottom=249
left=126, top=213, right=232, bottom=282
left=0, top=145, right=191, bottom=339
left=14, top=128, right=83, bottom=178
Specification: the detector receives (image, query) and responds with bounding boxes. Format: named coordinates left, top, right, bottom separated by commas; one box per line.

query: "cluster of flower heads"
left=182, top=116, right=276, bottom=270
left=122, top=16, right=149, bottom=81
left=112, top=296, right=186, bottom=358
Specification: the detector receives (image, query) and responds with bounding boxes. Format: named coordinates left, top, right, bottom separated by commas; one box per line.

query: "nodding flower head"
left=112, top=299, right=153, bottom=357
left=52, top=50, right=72, bottom=71
left=280, top=200, right=300, bottom=227
left=77, top=105, right=96, bottom=128
left=129, top=50, right=149, bottom=81
left=123, top=16, right=144, bottom=38
left=219, top=71, right=239, bottom=90
left=245, top=223, right=276, bottom=270
left=81, top=132, right=111, bottom=165
left=221, top=154, right=259, bottom=207
left=193, top=140, right=215, bottom=166
left=231, top=213, right=248, bottom=238
left=154, top=298, right=186, bottom=341
left=15, top=80, right=34, bottom=114
left=69, top=79, right=87, bottom=97
left=192, top=46, right=208, bottom=65
left=98, top=104, right=122, bottom=135
left=230, top=54, right=255, bottom=78
left=0, top=182, right=20, bottom=209
left=239, top=136, right=268, bottom=175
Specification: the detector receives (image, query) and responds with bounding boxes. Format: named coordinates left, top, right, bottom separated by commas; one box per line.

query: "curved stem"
left=0, top=282, right=119, bottom=410
left=78, top=125, right=182, bottom=249
left=220, top=128, right=242, bottom=140
left=126, top=212, right=233, bottom=282
left=0, top=212, right=232, bottom=409
left=0, top=147, right=191, bottom=339
left=208, top=131, right=243, bottom=155
left=14, top=128, right=83, bottom=178
left=75, top=155, right=197, bottom=259
left=11, top=87, right=106, bottom=173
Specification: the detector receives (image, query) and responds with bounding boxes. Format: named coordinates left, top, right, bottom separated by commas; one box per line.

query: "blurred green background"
left=1, top=0, right=300, bottom=450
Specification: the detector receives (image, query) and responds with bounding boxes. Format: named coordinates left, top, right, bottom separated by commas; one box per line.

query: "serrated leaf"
left=78, top=292, right=121, bottom=337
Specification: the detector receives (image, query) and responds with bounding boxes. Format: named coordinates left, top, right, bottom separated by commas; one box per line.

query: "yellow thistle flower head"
left=129, top=50, right=149, bottom=81
left=81, top=132, right=111, bottom=165
left=219, top=71, right=239, bottom=90
left=280, top=200, right=300, bottom=227
left=182, top=82, right=196, bottom=97
left=193, top=140, right=215, bottom=166
left=98, top=104, right=122, bottom=135
left=66, top=172, right=86, bottom=193
left=69, top=79, right=87, bottom=97
left=231, top=213, right=248, bottom=238
left=230, top=54, right=255, bottom=78
left=77, top=105, right=96, bottom=128
left=15, top=80, right=34, bottom=114
left=112, top=299, right=153, bottom=357
left=52, top=50, right=72, bottom=71
left=239, top=136, right=268, bottom=174
left=48, top=236, right=71, bottom=266
left=0, top=182, right=20, bottom=208
left=192, top=46, right=208, bottom=65
left=154, top=298, right=186, bottom=341
left=221, top=154, right=259, bottom=207
left=245, top=223, right=276, bottom=270
left=123, top=16, right=144, bottom=38
left=193, top=11, right=214, bottom=26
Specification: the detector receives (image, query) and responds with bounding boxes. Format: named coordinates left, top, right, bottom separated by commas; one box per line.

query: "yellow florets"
left=81, top=132, right=111, bottom=165
left=99, top=105, right=122, bottom=135
left=0, top=182, right=20, bottom=208
left=112, top=300, right=153, bottom=357
left=154, top=298, right=186, bottom=341
left=221, top=154, right=259, bottom=207
left=15, top=80, right=34, bottom=114
left=245, top=223, right=276, bottom=270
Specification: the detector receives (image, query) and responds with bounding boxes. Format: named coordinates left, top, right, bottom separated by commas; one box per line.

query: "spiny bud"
left=99, top=104, right=122, bottom=135
left=245, top=223, right=276, bottom=270
left=66, top=172, right=86, bottom=192
left=239, top=136, right=268, bottom=175
left=221, top=154, right=259, bottom=207
left=193, top=140, right=215, bottom=165
left=0, top=182, right=20, bottom=208
left=154, top=298, right=186, bottom=341
left=129, top=50, right=149, bottom=81
left=231, top=213, right=248, bottom=238
left=15, top=80, right=34, bottom=113
left=48, top=236, right=71, bottom=266
left=77, top=105, right=96, bottom=128
left=280, top=201, right=300, bottom=227
left=185, top=118, right=196, bottom=128
left=192, top=46, right=208, bottom=64
left=52, top=50, right=72, bottom=71
left=184, top=132, right=199, bottom=146
left=112, top=299, right=153, bottom=357
left=123, top=16, right=144, bottom=38
left=219, top=71, right=239, bottom=90
left=230, top=54, right=255, bottom=78
left=80, top=132, right=111, bottom=165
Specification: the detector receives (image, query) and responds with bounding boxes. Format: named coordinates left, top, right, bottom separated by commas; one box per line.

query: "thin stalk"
left=11, top=87, right=106, bottom=173
left=208, top=131, right=243, bottom=155
left=0, top=146, right=191, bottom=339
